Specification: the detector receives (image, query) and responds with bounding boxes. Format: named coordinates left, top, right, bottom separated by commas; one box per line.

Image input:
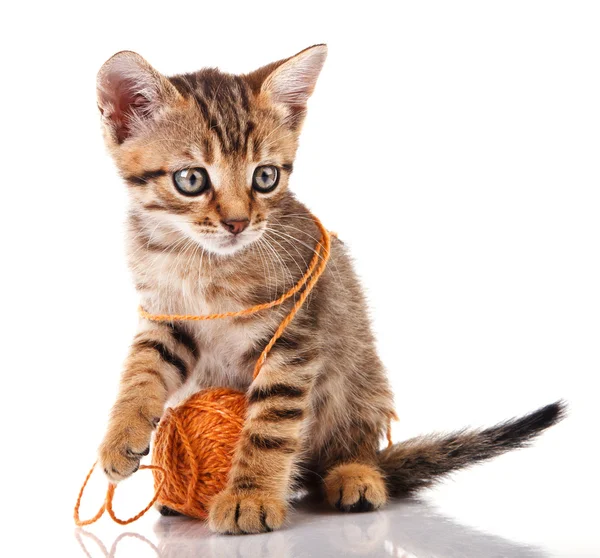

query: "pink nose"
left=221, top=218, right=249, bottom=235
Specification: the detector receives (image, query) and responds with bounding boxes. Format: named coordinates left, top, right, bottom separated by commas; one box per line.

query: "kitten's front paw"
left=98, top=415, right=153, bottom=482
left=208, top=488, right=287, bottom=534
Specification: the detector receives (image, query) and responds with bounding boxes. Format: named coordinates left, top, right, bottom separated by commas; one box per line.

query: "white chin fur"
left=190, top=229, right=262, bottom=256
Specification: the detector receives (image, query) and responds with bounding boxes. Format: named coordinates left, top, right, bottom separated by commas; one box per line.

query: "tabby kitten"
left=96, top=45, right=564, bottom=534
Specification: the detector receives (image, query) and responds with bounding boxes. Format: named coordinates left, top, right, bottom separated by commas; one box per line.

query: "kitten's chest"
left=137, top=249, right=281, bottom=396
left=194, top=319, right=256, bottom=387
left=145, top=276, right=272, bottom=396
left=165, top=317, right=268, bottom=408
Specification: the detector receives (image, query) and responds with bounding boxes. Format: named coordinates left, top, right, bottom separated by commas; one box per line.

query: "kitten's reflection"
left=150, top=497, right=548, bottom=558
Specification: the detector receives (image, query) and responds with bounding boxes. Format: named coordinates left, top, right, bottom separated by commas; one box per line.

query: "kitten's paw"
left=208, top=489, right=287, bottom=534
left=98, top=416, right=153, bottom=482
left=324, top=463, right=387, bottom=512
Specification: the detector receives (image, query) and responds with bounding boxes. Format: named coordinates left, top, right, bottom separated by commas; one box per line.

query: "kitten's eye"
left=252, top=165, right=279, bottom=193
left=173, top=168, right=210, bottom=196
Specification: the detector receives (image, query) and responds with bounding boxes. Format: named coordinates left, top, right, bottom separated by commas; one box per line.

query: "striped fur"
left=96, top=46, right=565, bottom=535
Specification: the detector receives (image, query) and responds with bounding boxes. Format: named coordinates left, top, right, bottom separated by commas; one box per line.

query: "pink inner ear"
left=101, top=73, right=151, bottom=143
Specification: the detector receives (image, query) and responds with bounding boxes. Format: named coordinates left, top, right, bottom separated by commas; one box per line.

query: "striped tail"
left=378, top=401, right=566, bottom=496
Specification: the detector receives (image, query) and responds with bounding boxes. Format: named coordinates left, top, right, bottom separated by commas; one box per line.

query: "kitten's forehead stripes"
left=169, top=71, right=254, bottom=157
left=123, top=75, right=294, bottom=191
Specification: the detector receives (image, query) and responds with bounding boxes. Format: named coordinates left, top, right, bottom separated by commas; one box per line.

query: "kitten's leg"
left=208, top=347, right=316, bottom=534
left=98, top=322, right=198, bottom=482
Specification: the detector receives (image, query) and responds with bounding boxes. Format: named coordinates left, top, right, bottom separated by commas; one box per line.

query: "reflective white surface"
left=74, top=498, right=549, bottom=558
left=68, top=492, right=597, bottom=558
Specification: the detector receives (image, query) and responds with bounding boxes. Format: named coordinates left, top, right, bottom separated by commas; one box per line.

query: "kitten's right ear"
left=260, top=45, right=328, bottom=110
left=97, top=51, right=180, bottom=144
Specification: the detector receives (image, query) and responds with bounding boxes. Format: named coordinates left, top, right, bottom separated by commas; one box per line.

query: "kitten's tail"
left=377, top=401, right=566, bottom=496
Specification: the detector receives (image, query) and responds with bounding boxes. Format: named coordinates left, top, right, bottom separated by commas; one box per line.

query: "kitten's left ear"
left=97, top=51, right=181, bottom=144
left=254, top=44, right=327, bottom=117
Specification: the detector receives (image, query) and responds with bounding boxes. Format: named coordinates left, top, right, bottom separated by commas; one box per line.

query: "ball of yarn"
left=152, top=388, right=247, bottom=519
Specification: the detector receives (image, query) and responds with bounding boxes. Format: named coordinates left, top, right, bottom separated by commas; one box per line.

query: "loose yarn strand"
left=252, top=218, right=331, bottom=378
left=75, top=463, right=167, bottom=527
left=74, top=461, right=106, bottom=527
left=104, top=465, right=166, bottom=525
left=386, top=411, right=400, bottom=449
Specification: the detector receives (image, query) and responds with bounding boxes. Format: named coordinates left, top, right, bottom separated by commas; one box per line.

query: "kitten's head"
left=97, top=46, right=327, bottom=255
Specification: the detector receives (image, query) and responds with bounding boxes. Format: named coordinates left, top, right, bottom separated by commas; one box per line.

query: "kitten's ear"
left=254, top=44, right=327, bottom=116
left=97, top=51, right=181, bottom=143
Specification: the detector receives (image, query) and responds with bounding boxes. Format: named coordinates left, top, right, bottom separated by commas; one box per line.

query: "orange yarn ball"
left=151, top=388, right=247, bottom=519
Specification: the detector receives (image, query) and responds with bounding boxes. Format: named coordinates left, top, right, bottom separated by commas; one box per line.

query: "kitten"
left=96, top=45, right=564, bottom=534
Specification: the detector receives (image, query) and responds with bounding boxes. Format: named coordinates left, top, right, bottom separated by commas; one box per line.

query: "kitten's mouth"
left=215, top=232, right=249, bottom=251
left=178, top=220, right=265, bottom=256
left=215, top=224, right=267, bottom=252
left=222, top=236, right=240, bottom=247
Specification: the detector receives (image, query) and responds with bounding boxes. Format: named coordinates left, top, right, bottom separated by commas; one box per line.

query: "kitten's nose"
left=221, top=218, right=249, bottom=235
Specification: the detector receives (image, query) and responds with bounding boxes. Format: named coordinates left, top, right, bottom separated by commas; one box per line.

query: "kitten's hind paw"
left=324, top=463, right=387, bottom=512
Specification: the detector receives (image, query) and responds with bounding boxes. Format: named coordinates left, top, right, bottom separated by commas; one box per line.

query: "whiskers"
left=127, top=210, right=343, bottom=313
left=266, top=214, right=345, bottom=292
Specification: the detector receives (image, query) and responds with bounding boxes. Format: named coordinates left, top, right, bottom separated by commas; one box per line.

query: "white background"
left=1, top=1, right=598, bottom=557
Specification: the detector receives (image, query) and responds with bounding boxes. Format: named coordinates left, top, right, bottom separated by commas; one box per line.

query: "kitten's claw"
left=99, top=445, right=142, bottom=482
left=127, top=446, right=150, bottom=457
left=98, top=417, right=153, bottom=482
